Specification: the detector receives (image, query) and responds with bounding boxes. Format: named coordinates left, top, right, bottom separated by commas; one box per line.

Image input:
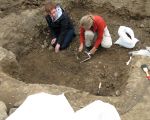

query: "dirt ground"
left=1, top=0, right=150, bottom=95
left=10, top=3, right=150, bottom=96
left=0, top=0, right=150, bottom=119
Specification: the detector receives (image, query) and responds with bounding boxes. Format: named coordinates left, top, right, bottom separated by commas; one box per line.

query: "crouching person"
left=45, top=2, right=75, bottom=53
left=79, top=15, right=112, bottom=55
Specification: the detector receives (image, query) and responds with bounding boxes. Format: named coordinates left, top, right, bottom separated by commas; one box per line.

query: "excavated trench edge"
left=0, top=1, right=150, bottom=115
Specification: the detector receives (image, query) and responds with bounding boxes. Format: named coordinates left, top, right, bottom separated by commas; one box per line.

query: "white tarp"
left=114, top=26, right=139, bottom=48
left=6, top=92, right=121, bottom=120
left=6, top=93, right=74, bottom=120
left=73, top=100, right=120, bottom=120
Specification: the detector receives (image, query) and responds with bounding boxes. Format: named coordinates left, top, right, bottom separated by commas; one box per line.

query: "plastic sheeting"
left=73, top=100, right=120, bottom=120
left=6, top=93, right=74, bottom=120
left=114, top=26, right=139, bottom=48
left=129, top=47, right=150, bottom=57
left=6, top=92, right=121, bottom=120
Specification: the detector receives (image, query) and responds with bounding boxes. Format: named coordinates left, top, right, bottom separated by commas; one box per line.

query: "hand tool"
left=141, top=64, right=150, bottom=80
left=97, top=82, right=102, bottom=95
left=80, top=51, right=91, bottom=63
left=126, top=55, right=132, bottom=65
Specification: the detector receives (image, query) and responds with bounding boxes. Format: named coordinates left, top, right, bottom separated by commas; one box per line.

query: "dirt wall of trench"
left=0, top=0, right=150, bottom=119
left=68, top=0, right=150, bottom=18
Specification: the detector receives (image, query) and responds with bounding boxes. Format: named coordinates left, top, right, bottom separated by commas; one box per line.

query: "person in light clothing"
left=79, top=15, right=112, bottom=55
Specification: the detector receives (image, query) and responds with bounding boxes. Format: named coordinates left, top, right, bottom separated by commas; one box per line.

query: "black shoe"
left=85, top=46, right=92, bottom=52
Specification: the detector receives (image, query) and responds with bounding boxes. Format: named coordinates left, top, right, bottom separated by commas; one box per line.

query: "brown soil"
left=0, top=0, right=150, bottom=119
left=0, top=0, right=150, bottom=100
left=13, top=6, right=150, bottom=96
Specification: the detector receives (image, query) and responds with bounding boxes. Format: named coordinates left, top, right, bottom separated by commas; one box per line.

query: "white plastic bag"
left=129, top=47, right=150, bottom=56
left=114, top=26, right=139, bottom=48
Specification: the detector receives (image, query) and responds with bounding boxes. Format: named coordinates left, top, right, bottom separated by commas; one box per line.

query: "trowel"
left=126, top=54, right=133, bottom=65
left=141, top=64, right=150, bottom=80
left=97, top=82, right=102, bottom=95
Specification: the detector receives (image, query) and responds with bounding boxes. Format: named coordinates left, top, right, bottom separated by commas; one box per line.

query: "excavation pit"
left=1, top=1, right=150, bottom=118
left=1, top=2, right=150, bottom=97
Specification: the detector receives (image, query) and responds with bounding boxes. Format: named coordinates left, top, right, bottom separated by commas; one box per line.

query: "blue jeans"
left=60, top=29, right=75, bottom=50
left=52, top=29, right=75, bottom=50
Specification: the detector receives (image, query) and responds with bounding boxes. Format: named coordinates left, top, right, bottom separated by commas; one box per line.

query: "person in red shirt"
left=79, top=15, right=112, bottom=55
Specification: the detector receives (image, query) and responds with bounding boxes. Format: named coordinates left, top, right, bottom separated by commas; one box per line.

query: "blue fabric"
left=51, top=29, right=75, bottom=50
left=60, top=29, right=75, bottom=49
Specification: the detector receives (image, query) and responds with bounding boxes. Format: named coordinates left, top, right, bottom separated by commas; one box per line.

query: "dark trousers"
left=52, top=29, right=75, bottom=50
left=60, top=29, right=75, bottom=50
